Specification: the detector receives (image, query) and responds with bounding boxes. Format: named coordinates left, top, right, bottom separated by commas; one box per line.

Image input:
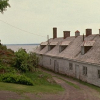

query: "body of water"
left=6, top=44, right=39, bottom=53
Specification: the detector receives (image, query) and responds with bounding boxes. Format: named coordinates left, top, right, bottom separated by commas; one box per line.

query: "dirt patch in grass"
left=0, top=91, right=25, bottom=100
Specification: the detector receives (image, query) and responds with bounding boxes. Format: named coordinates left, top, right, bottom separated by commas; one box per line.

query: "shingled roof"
left=40, top=42, right=48, bottom=45
left=35, top=34, right=100, bottom=65
left=49, top=42, right=58, bottom=45
left=81, top=41, right=95, bottom=46
left=60, top=41, right=71, bottom=45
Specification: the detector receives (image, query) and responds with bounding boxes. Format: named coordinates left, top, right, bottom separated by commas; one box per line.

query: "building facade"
left=35, top=28, right=100, bottom=87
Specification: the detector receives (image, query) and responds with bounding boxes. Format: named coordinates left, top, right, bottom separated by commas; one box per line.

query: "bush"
left=0, top=45, right=7, bottom=51
left=14, top=48, right=29, bottom=72
left=29, top=52, right=39, bottom=71
left=14, top=48, right=39, bottom=72
left=0, top=73, right=33, bottom=85
left=0, top=65, right=16, bottom=73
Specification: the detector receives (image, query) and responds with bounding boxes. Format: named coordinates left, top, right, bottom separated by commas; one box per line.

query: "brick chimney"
left=53, top=27, right=57, bottom=39
left=75, top=30, right=80, bottom=38
left=63, top=31, right=70, bottom=39
left=86, top=29, right=92, bottom=37
left=99, top=29, right=100, bottom=36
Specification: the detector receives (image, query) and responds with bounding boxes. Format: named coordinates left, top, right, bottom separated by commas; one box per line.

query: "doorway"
left=54, top=60, right=59, bottom=73
left=75, top=64, right=79, bottom=79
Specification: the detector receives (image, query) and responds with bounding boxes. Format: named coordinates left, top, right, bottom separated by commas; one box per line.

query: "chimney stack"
left=83, top=34, right=84, bottom=41
left=75, top=30, right=80, bottom=38
left=53, top=27, right=57, bottom=39
left=86, top=29, right=92, bottom=37
left=99, top=29, right=100, bottom=36
left=63, top=31, right=70, bottom=39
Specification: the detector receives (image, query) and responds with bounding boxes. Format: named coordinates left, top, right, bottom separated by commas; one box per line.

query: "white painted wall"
left=39, top=55, right=100, bottom=87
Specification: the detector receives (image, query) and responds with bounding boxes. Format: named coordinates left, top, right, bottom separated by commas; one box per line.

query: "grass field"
left=0, top=82, right=64, bottom=94
left=0, top=70, right=64, bottom=94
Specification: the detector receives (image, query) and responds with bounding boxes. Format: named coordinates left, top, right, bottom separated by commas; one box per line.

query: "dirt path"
left=0, top=69, right=100, bottom=100
left=38, top=69, right=100, bottom=100
left=0, top=91, right=25, bottom=100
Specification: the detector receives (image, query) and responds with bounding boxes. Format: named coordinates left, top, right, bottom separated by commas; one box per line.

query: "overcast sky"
left=0, top=0, right=100, bottom=44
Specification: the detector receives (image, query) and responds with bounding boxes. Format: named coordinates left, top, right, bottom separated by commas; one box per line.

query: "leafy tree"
left=14, top=48, right=39, bottom=72
left=29, top=52, right=39, bottom=71
left=14, top=48, right=29, bottom=72
left=0, top=0, right=10, bottom=13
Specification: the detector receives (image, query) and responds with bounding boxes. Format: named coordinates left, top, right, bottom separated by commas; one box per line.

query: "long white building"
left=35, top=27, right=100, bottom=87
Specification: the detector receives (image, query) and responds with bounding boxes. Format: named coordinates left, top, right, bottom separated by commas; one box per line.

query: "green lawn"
left=0, top=70, right=64, bottom=94
left=0, top=82, right=64, bottom=94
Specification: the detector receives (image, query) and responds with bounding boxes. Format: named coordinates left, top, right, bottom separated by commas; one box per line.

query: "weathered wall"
left=39, top=55, right=100, bottom=87
left=38, top=55, right=43, bottom=66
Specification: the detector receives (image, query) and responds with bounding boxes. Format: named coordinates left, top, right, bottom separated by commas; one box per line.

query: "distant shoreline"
left=6, top=44, right=39, bottom=52
left=4, top=44, right=40, bottom=45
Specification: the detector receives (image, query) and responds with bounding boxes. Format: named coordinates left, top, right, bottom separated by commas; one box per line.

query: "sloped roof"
left=41, top=42, right=48, bottom=45
left=35, top=34, right=100, bottom=65
left=49, top=42, right=58, bottom=45
left=81, top=41, right=95, bottom=46
left=60, top=41, right=71, bottom=45
left=45, top=36, right=75, bottom=56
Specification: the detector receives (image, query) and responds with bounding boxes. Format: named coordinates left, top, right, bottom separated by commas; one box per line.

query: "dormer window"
left=40, top=42, right=48, bottom=50
left=81, top=41, right=95, bottom=55
left=48, top=42, right=58, bottom=51
left=59, top=41, right=70, bottom=52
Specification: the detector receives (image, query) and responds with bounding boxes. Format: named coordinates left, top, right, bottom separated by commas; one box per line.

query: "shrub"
left=29, top=52, right=39, bottom=71
left=14, top=48, right=29, bottom=72
left=0, top=65, right=16, bottom=73
left=0, top=73, right=33, bottom=85
left=7, top=49, right=14, bottom=54
left=0, top=45, right=7, bottom=51
left=14, top=48, right=39, bottom=72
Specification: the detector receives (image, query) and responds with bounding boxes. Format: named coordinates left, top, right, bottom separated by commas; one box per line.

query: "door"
left=75, top=65, right=79, bottom=79
left=54, top=60, right=59, bottom=73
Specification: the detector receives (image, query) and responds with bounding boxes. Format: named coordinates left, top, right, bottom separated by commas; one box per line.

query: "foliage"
left=0, top=44, right=7, bottom=50
left=0, top=0, right=10, bottom=13
left=0, top=64, right=16, bottom=73
left=0, top=73, right=33, bottom=85
left=29, top=52, right=39, bottom=71
left=14, top=48, right=29, bottom=72
left=0, top=45, right=15, bottom=66
left=0, top=70, right=64, bottom=93
left=14, top=48, right=39, bottom=72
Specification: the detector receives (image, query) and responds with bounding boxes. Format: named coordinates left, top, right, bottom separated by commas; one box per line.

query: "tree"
left=14, top=48, right=29, bottom=72
left=29, top=52, right=39, bottom=71
left=0, top=0, right=10, bottom=13
left=14, top=48, right=39, bottom=72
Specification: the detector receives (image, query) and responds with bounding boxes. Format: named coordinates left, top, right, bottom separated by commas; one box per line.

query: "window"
left=40, top=45, right=46, bottom=50
left=83, top=66, right=87, bottom=76
left=59, top=46, right=67, bottom=53
left=81, top=41, right=95, bottom=55
left=98, top=70, right=100, bottom=78
left=69, top=63, right=73, bottom=70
